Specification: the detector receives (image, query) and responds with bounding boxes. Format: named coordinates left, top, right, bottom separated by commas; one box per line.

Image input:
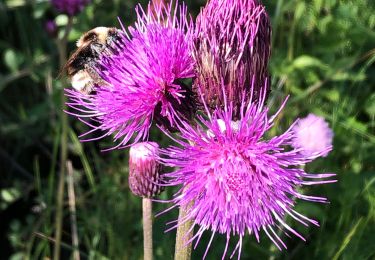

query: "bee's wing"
left=60, top=43, right=95, bottom=79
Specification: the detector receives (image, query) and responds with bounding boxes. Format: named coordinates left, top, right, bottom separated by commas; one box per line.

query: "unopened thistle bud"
left=193, top=0, right=271, bottom=118
left=129, top=142, right=163, bottom=198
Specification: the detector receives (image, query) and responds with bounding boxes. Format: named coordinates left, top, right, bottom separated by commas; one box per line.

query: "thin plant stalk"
left=53, top=16, right=73, bottom=260
left=174, top=203, right=194, bottom=260
left=143, top=198, right=154, bottom=260
left=174, top=141, right=195, bottom=260
left=66, top=161, right=80, bottom=260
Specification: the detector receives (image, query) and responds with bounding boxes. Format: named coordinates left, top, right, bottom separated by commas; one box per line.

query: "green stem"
left=142, top=198, right=153, bottom=260
left=53, top=16, right=73, bottom=260
left=67, top=161, right=80, bottom=260
left=174, top=203, right=194, bottom=260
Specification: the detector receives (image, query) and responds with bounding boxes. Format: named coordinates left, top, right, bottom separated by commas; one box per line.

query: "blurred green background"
left=0, top=0, right=374, bottom=259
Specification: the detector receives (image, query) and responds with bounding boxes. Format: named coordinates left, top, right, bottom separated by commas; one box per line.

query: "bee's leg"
left=85, top=64, right=109, bottom=89
left=81, top=81, right=95, bottom=95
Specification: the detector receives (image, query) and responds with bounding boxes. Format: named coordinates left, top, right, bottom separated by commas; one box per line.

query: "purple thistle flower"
left=193, top=0, right=271, bottom=118
left=44, top=19, right=58, bottom=38
left=65, top=1, right=195, bottom=147
left=51, top=0, right=90, bottom=16
left=129, top=142, right=163, bottom=198
left=292, top=113, right=333, bottom=157
left=159, top=84, right=336, bottom=259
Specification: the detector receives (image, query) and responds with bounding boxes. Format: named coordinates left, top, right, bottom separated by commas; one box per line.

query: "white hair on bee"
left=76, top=27, right=111, bottom=47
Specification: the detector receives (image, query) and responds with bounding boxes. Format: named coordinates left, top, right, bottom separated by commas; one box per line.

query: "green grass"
left=0, top=0, right=374, bottom=259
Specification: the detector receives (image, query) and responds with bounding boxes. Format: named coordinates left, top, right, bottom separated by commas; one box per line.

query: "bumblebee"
left=64, top=27, right=121, bottom=94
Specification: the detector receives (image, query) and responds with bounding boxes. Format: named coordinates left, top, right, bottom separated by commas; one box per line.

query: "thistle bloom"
left=292, top=113, right=333, bottom=157
left=193, top=0, right=271, bottom=118
left=160, top=85, right=335, bottom=259
left=51, top=0, right=90, bottom=16
left=129, top=142, right=163, bottom=198
left=66, top=1, right=195, bottom=147
left=44, top=19, right=57, bottom=38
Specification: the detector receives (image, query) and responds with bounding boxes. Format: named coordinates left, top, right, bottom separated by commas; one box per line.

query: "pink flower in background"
left=292, top=113, right=333, bottom=157
left=44, top=19, right=57, bottom=38
left=160, top=83, right=336, bottom=259
left=51, top=0, right=90, bottom=16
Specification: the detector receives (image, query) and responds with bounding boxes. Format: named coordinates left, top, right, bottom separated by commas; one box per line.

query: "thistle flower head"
left=160, top=84, right=335, bottom=259
left=44, top=19, right=57, bottom=38
left=66, top=1, right=195, bottom=147
left=51, top=0, right=90, bottom=16
left=292, top=113, right=333, bottom=157
left=129, top=142, right=163, bottom=198
left=193, top=0, right=271, bottom=118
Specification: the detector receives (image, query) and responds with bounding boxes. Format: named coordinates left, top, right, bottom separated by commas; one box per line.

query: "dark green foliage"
left=0, top=0, right=374, bottom=259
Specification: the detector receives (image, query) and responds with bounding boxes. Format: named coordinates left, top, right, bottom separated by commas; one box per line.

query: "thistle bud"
left=129, top=142, right=163, bottom=198
left=193, top=0, right=271, bottom=119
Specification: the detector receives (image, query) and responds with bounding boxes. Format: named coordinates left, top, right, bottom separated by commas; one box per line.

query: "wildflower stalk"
left=53, top=16, right=73, bottom=260
left=174, top=144, right=194, bottom=260
left=143, top=198, right=154, bottom=260
left=129, top=142, right=163, bottom=260
left=67, top=161, right=80, bottom=260
left=174, top=201, right=193, bottom=260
